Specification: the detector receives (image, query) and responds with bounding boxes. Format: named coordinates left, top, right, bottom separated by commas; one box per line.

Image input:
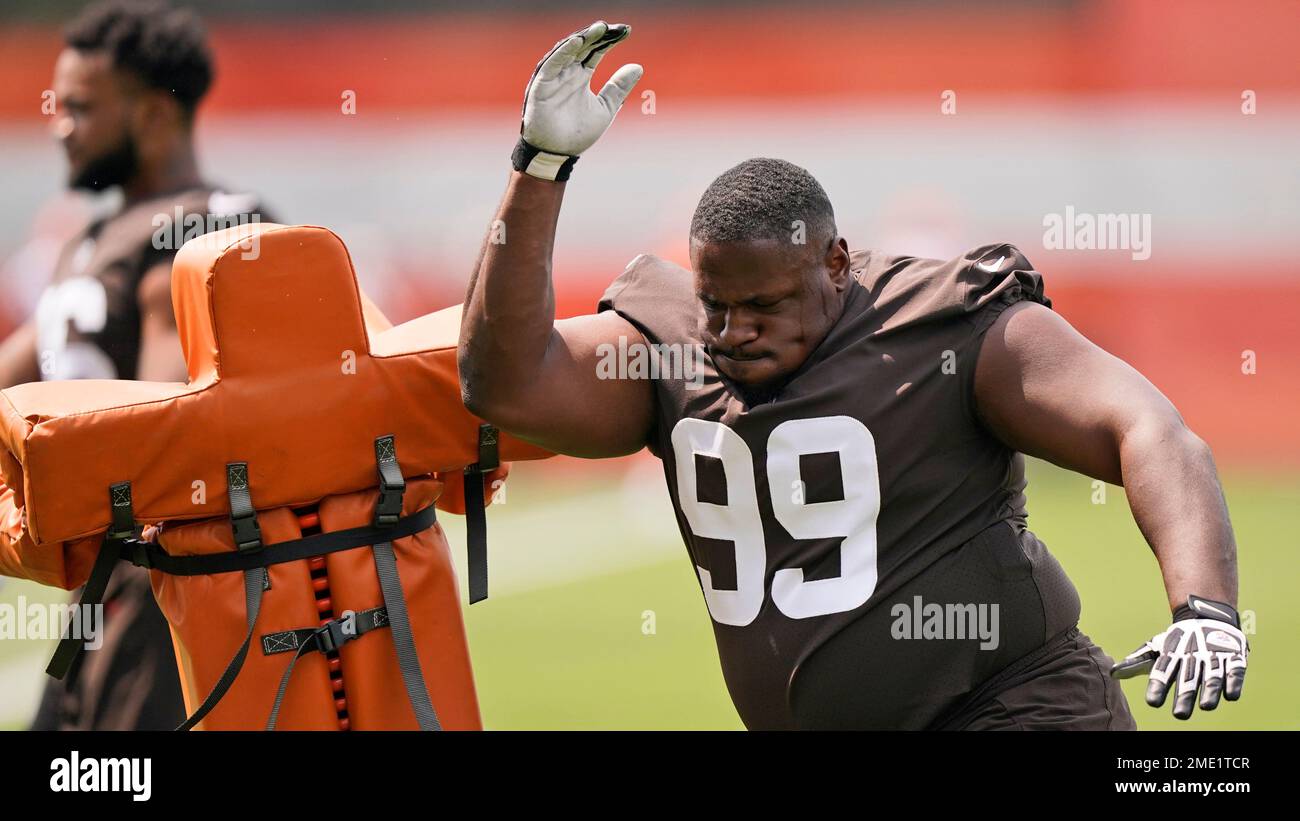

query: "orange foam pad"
left=0, top=223, right=547, bottom=587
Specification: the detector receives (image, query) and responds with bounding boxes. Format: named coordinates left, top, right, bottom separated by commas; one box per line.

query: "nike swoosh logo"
left=978, top=255, right=1005, bottom=272
left=1194, top=601, right=1234, bottom=621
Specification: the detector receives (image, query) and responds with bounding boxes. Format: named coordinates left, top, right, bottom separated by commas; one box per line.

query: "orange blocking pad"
left=0, top=223, right=549, bottom=729
left=0, top=222, right=547, bottom=588
left=154, top=479, right=481, bottom=730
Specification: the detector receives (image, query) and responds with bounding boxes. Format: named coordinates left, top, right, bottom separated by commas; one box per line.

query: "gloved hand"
left=1111, top=594, right=1248, bottom=719
left=512, top=20, right=643, bottom=182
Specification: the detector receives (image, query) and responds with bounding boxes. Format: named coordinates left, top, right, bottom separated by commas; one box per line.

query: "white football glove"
left=1111, top=595, right=1248, bottom=720
left=511, top=20, right=643, bottom=182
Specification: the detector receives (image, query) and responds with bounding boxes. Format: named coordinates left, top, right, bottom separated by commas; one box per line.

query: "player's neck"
left=121, top=142, right=203, bottom=206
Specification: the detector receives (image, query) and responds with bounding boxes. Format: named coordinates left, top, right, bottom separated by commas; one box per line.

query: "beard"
left=69, top=132, right=138, bottom=191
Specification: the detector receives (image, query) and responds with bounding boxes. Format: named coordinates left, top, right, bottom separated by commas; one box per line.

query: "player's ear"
left=826, top=236, right=851, bottom=290
left=131, top=89, right=181, bottom=144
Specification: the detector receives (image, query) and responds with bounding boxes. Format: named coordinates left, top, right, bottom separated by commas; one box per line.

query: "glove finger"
left=1110, top=646, right=1157, bottom=679
left=597, top=64, right=645, bottom=115
left=537, top=25, right=599, bottom=81
left=1199, top=654, right=1224, bottom=711
left=1224, top=654, right=1247, bottom=701
left=570, top=21, right=611, bottom=67
left=581, top=23, right=631, bottom=70
left=1171, top=654, right=1201, bottom=720
left=1145, top=654, right=1177, bottom=707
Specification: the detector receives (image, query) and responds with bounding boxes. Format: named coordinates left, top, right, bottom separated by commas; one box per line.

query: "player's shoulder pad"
left=597, top=253, right=697, bottom=345
left=623, top=252, right=690, bottom=280
left=958, top=242, right=1050, bottom=313
left=859, top=241, right=1049, bottom=332
left=600, top=253, right=691, bottom=308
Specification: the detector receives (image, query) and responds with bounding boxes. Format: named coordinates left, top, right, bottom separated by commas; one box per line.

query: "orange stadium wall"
left=0, top=1, right=1295, bottom=467
left=2, top=2, right=1297, bottom=115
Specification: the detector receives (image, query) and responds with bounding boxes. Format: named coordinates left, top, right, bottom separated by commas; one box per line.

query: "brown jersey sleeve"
left=596, top=253, right=699, bottom=347
left=858, top=242, right=1051, bottom=426
left=859, top=242, right=1049, bottom=332
left=955, top=242, right=1052, bottom=426
left=596, top=254, right=701, bottom=459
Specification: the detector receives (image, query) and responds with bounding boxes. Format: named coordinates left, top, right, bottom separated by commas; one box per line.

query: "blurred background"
left=0, top=0, right=1296, bottom=729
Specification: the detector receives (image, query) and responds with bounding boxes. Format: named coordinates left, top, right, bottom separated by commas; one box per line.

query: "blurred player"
left=458, top=22, right=1247, bottom=729
left=0, top=0, right=273, bottom=730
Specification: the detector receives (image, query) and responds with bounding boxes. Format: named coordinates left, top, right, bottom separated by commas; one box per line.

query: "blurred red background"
left=0, top=0, right=1296, bottom=465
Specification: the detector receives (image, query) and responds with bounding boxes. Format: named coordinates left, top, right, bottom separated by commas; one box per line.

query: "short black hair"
left=64, top=0, right=214, bottom=117
left=690, top=158, right=837, bottom=245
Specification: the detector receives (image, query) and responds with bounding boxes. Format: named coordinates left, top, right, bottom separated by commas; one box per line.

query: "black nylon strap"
left=464, top=469, right=487, bottom=604
left=107, top=481, right=135, bottom=540
left=45, top=482, right=135, bottom=682
left=45, top=530, right=119, bottom=681
left=122, top=504, right=437, bottom=576
left=176, top=566, right=266, bottom=731
left=227, top=463, right=262, bottom=551
left=173, top=465, right=270, bottom=730
left=260, top=606, right=389, bottom=656
left=372, top=540, right=440, bottom=730
left=464, top=423, right=498, bottom=605
left=266, top=620, right=323, bottom=731
left=265, top=606, right=390, bottom=730
left=374, top=435, right=405, bottom=526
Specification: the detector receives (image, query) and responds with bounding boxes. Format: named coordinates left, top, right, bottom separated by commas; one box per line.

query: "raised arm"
left=975, top=300, right=1246, bottom=718
left=458, top=22, right=652, bottom=458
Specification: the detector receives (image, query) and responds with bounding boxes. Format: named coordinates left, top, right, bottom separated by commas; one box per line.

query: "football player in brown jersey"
left=0, top=0, right=272, bottom=730
left=458, top=22, right=1246, bottom=729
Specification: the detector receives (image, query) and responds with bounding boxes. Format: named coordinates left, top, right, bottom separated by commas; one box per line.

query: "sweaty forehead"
left=692, top=237, right=815, bottom=300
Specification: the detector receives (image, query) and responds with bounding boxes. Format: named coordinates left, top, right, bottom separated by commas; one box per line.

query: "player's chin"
left=714, top=352, right=779, bottom=384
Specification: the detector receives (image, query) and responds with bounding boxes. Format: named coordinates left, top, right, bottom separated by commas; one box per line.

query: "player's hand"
left=511, top=20, right=643, bottom=182
left=1111, top=595, right=1248, bottom=719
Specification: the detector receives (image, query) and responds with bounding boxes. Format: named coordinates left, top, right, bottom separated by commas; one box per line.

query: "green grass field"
left=451, top=459, right=1299, bottom=730
left=1, top=458, right=1294, bottom=730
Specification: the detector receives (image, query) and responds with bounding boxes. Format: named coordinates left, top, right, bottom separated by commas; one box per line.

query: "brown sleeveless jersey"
left=598, top=243, right=1085, bottom=729
left=35, top=187, right=267, bottom=380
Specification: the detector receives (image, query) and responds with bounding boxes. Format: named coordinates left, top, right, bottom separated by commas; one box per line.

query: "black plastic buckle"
left=226, top=462, right=263, bottom=551
left=126, top=539, right=153, bottom=569
left=375, top=485, right=403, bottom=528
left=232, top=513, right=263, bottom=552
left=374, top=435, right=405, bottom=528
left=314, top=619, right=352, bottom=654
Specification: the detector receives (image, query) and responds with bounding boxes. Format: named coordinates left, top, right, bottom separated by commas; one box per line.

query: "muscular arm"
left=458, top=171, right=653, bottom=458
left=135, top=261, right=188, bottom=382
left=0, top=321, right=40, bottom=389
left=974, top=301, right=1237, bottom=613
